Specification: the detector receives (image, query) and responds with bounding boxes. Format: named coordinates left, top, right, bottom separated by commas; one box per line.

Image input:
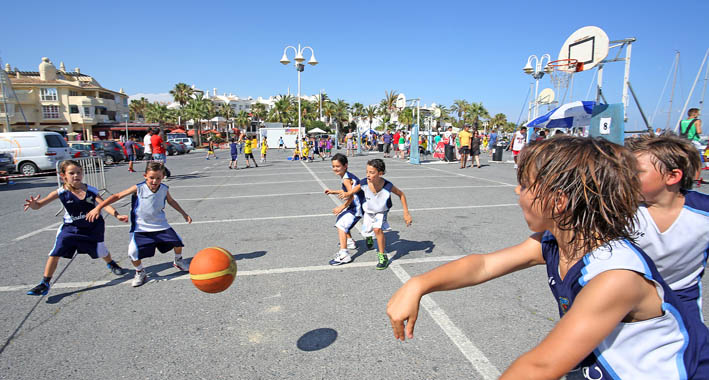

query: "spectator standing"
left=444, top=127, right=456, bottom=162
left=392, top=130, right=401, bottom=159
left=151, top=129, right=166, bottom=164
left=383, top=130, right=392, bottom=158
left=125, top=137, right=137, bottom=173
left=458, top=125, right=472, bottom=168
left=487, top=129, right=498, bottom=158
left=509, top=126, right=527, bottom=169
left=143, top=129, right=153, bottom=160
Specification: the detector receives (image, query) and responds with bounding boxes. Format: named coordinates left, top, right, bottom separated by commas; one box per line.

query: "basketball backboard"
left=557, top=26, right=609, bottom=72
left=396, top=93, right=406, bottom=110
left=537, top=88, right=555, bottom=104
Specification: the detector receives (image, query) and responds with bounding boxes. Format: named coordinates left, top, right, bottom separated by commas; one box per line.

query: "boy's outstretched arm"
left=95, top=194, right=129, bottom=223
left=86, top=185, right=137, bottom=222
left=501, top=270, right=654, bottom=379
left=338, top=183, right=362, bottom=199
left=391, top=186, right=412, bottom=226
left=24, top=190, right=59, bottom=211
left=387, top=234, right=545, bottom=341
left=166, top=191, right=192, bottom=223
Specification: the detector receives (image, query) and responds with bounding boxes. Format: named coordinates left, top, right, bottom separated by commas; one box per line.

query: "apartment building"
left=0, top=57, right=129, bottom=140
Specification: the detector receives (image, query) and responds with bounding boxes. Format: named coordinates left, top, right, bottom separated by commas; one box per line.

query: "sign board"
left=589, top=103, right=624, bottom=145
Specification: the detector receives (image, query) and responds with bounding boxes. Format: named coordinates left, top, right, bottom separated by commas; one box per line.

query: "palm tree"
left=270, top=95, right=294, bottom=125
left=323, top=101, right=336, bottom=127
left=451, top=99, right=469, bottom=125
left=398, top=108, right=413, bottom=127
left=251, top=102, right=268, bottom=125
left=334, top=99, right=350, bottom=136
left=129, top=97, right=150, bottom=121
left=235, top=111, right=251, bottom=130
left=490, top=113, right=508, bottom=130
left=170, top=83, right=194, bottom=108
left=184, top=94, right=211, bottom=146
left=144, top=102, right=169, bottom=125
left=315, top=92, right=330, bottom=120
left=365, top=105, right=378, bottom=130
left=465, top=102, right=490, bottom=128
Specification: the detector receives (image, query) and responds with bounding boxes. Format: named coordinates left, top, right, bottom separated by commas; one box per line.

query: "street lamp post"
left=280, top=44, right=318, bottom=147
left=124, top=113, right=129, bottom=142
left=523, top=54, right=552, bottom=143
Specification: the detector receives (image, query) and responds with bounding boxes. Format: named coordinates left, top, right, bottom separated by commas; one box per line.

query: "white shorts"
left=361, top=212, right=391, bottom=237
left=335, top=211, right=361, bottom=234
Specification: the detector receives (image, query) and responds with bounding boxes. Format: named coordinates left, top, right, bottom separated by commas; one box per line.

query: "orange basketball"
left=189, top=247, right=237, bottom=293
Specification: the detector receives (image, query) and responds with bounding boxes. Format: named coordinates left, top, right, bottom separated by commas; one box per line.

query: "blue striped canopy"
left=527, top=101, right=595, bottom=129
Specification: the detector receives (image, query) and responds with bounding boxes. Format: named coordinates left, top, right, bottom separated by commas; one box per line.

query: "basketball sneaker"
left=173, top=258, right=189, bottom=272
left=107, top=261, right=125, bottom=275
left=132, top=270, right=147, bottom=287
left=27, top=281, right=50, bottom=296
left=365, top=237, right=374, bottom=249
left=346, top=238, right=356, bottom=250
left=329, top=250, right=352, bottom=266
left=376, top=252, right=389, bottom=270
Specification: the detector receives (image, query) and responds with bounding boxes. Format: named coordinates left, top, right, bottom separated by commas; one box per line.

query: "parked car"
left=98, top=140, right=126, bottom=164
left=165, top=141, right=178, bottom=156
left=169, top=137, right=195, bottom=150
left=173, top=142, right=186, bottom=155
left=68, top=141, right=105, bottom=161
left=177, top=141, right=191, bottom=153
left=117, top=141, right=145, bottom=161
left=69, top=147, right=89, bottom=158
left=0, top=152, right=15, bottom=174
left=0, top=131, right=72, bottom=175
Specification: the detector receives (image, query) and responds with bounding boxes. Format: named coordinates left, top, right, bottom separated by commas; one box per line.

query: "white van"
left=0, top=131, right=72, bottom=175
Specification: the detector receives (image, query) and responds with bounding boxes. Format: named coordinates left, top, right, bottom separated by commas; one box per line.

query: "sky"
left=3, top=0, right=708, bottom=130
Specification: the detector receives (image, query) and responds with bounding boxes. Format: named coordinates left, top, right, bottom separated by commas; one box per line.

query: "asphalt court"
left=2, top=148, right=708, bottom=379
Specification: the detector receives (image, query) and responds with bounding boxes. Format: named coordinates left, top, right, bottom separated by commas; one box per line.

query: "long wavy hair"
left=517, top=136, right=641, bottom=259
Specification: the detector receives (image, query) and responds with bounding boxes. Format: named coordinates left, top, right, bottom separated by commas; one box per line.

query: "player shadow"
left=232, top=250, right=267, bottom=261
left=296, top=328, right=338, bottom=352
left=350, top=231, right=435, bottom=262
left=167, top=173, right=208, bottom=180
left=45, top=275, right=132, bottom=304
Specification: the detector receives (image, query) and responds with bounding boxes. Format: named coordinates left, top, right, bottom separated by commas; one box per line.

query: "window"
left=69, top=105, right=79, bottom=114
left=83, top=107, right=91, bottom=116
left=99, top=92, right=115, bottom=100
left=40, top=88, right=58, bottom=101
left=42, top=105, right=60, bottom=119
left=69, top=90, right=79, bottom=96
left=45, top=135, right=68, bottom=148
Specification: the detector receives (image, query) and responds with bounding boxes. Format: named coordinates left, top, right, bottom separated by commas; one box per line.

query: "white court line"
left=12, top=222, right=61, bottom=241
left=389, top=264, right=501, bottom=379
left=172, top=185, right=513, bottom=202
left=0, top=255, right=464, bottom=293
left=424, top=165, right=515, bottom=187
left=15, top=203, right=520, bottom=239
left=168, top=175, right=459, bottom=189
left=299, top=160, right=500, bottom=378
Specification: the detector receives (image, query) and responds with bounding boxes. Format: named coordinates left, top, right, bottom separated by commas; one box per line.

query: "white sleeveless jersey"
left=633, top=191, right=709, bottom=291
left=130, top=182, right=171, bottom=232
left=359, top=178, right=393, bottom=214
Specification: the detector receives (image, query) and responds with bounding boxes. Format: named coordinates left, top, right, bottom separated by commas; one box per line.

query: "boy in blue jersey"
left=387, top=137, right=709, bottom=379
left=23, top=160, right=127, bottom=296
left=88, top=162, right=192, bottom=287
left=324, top=154, right=364, bottom=265
left=627, top=133, right=709, bottom=320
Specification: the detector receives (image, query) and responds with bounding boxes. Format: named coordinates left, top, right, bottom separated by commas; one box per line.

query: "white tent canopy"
left=307, top=128, right=327, bottom=134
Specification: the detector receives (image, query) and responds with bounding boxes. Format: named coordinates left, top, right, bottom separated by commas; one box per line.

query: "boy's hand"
left=332, top=206, right=343, bottom=215
left=387, top=279, right=423, bottom=341
left=184, top=214, right=192, bottom=224
left=404, top=212, right=412, bottom=226
left=338, top=192, right=351, bottom=200
left=86, top=208, right=101, bottom=222
left=324, top=189, right=334, bottom=195
left=117, top=215, right=129, bottom=223
left=23, top=195, right=40, bottom=211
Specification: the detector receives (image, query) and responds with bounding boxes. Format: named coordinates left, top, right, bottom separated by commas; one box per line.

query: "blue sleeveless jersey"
left=130, top=182, right=171, bottom=233
left=57, top=185, right=104, bottom=241
left=542, top=231, right=709, bottom=379
left=342, top=172, right=364, bottom=217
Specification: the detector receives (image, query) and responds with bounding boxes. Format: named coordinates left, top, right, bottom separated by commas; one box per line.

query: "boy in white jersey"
left=343, top=159, right=412, bottom=269
left=626, top=133, right=709, bottom=319
left=87, top=162, right=192, bottom=287
left=387, top=137, right=709, bottom=379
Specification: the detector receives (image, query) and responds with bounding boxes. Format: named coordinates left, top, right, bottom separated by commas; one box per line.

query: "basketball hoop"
left=548, top=59, right=581, bottom=93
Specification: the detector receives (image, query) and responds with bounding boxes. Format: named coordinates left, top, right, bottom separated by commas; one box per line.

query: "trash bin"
left=378, top=143, right=384, bottom=152
left=492, top=144, right=504, bottom=161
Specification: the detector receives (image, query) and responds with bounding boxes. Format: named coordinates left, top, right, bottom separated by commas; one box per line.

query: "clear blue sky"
left=3, top=0, right=708, bottom=130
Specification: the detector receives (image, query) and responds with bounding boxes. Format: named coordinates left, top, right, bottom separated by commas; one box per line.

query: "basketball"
left=189, top=247, right=237, bottom=293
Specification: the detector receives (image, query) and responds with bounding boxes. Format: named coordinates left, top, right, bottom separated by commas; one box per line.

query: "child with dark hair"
left=343, top=158, right=412, bottom=269
left=229, top=138, right=239, bottom=169
left=626, top=133, right=709, bottom=320
left=23, top=160, right=126, bottom=295
left=87, top=162, right=192, bottom=287
left=324, top=153, right=364, bottom=265
left=387, top=137, right=709, bottom=379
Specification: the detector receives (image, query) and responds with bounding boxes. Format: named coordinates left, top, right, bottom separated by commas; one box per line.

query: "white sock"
left=134, top=264, right=144, bottom=271
left=174, top=254, right=182, bottom=261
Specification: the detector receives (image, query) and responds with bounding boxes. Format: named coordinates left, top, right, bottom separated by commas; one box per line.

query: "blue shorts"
left=152, top=153, right=166, bottom=163
left=127, top=154, right=135, bottom=162
left=231, top=154, right=238, bottom=161
left=128, top=228, right=184, bottom=261
left=50, top=223, right=108, bottom=259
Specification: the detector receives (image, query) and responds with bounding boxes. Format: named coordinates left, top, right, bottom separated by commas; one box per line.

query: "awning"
left=527, top=101, right=595, bottom=129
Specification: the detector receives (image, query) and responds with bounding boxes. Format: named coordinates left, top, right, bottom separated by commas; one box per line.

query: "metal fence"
left=55, top=156, right=108, bottom=196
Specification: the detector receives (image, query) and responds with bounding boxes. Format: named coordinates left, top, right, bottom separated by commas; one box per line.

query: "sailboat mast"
left=700, top=56, right=709, bottom=115
left=667, top=51, right=680, bottom=129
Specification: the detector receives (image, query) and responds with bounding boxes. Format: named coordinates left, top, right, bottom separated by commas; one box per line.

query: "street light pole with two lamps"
left=523, top=54, right=552, bottom=142
left=280, top=44, right=318, bottom=147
